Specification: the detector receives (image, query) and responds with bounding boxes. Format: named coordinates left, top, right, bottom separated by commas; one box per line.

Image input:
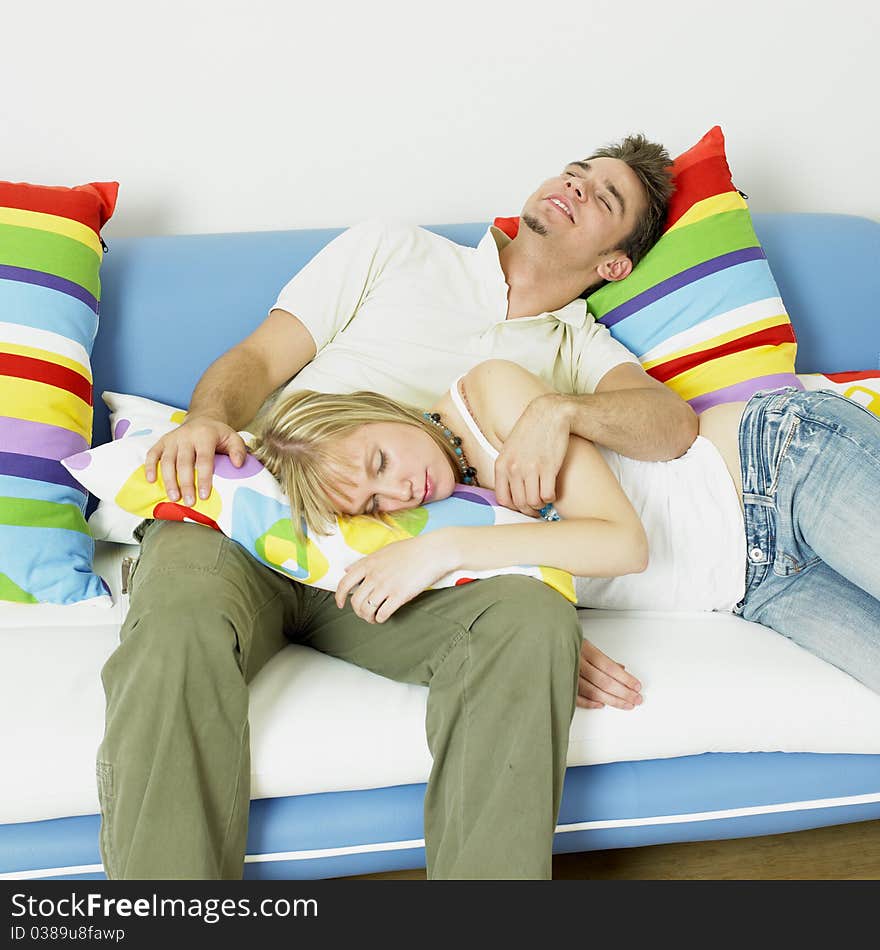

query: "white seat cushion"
left=3, top=541, right=880, bottom=824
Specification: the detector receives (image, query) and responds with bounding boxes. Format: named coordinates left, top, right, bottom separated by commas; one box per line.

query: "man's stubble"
left=520, top=213, right=548, bottom=237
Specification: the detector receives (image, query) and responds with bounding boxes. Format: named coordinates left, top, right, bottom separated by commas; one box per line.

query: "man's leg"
left=302, top=575, right=582, bottom=879
left=97, top=520, right=307, bottom=879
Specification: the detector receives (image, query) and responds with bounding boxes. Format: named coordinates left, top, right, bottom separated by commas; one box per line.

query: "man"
left=97, top=134, right=695, bottom=879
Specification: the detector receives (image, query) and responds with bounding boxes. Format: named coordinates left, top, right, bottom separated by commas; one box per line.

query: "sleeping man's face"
left=519, top=155, right=647, bottom=284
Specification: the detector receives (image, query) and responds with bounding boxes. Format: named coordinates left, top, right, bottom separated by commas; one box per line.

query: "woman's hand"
left=335, top=533, right=459, bottom=623
left=578, top=638, right=643, bottom=710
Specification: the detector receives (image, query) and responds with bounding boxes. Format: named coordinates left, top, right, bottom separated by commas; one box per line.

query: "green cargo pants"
left=97, top=519, right=582, bottom=880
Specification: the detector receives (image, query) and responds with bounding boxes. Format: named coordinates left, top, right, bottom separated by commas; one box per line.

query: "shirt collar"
left=476, top=226, right=588, bottom=329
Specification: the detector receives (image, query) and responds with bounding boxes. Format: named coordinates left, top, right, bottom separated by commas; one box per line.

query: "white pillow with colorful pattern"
left=796, top=370, right=880, bottom=416
left=86, top=392, right=185, bottom=544
left=67, top=392, right=576, bottom=602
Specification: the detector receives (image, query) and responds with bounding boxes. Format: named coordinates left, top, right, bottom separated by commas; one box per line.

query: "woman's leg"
left=741, top=559, right=880, bottom=693
left=777, top=391, right=880, bottom=599
left=739, top=389, right=880, bottom=692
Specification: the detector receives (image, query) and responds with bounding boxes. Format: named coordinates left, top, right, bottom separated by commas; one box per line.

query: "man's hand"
left=144, top=415, right=249, bottom=506
left=578, top=638, right=643, bottom=710
left=493, top=393, right=571, bottom=515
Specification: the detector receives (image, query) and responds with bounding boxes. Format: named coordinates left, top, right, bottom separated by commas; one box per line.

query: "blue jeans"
left=734, top=388, right=880, bottom=693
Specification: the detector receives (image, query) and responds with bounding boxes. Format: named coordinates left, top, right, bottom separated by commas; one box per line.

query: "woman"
left=250, top=359, right=880, bottom=694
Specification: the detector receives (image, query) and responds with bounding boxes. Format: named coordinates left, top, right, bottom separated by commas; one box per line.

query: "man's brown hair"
left=587, top=133, right=675, bottom=271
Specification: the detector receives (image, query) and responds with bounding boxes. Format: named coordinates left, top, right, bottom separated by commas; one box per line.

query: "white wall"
left=3, top=0, right=878, bottom=238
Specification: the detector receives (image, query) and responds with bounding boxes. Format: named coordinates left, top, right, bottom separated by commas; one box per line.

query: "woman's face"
left=328, top=422, right=457, bottom=516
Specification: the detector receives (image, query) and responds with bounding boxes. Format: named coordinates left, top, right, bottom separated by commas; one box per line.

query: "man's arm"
left=144, top=309, right=316, bottom=505
left=186, top=309, right=316, bottom=428
left=493, top=362, right=697, bottom=514
left=560, top=362, right=698, bottom=460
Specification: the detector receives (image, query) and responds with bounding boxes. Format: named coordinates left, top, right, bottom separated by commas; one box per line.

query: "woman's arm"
left=449, top=360, right=649, bottom=577
left=433, top=513, right=647, bottom=580
left=336, top=360, right=649, bottom=624
left=335, top=506, right=647, bottom=625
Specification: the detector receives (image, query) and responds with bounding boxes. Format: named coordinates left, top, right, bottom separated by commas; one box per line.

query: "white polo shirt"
left=272, top=218, right=639, bottom=409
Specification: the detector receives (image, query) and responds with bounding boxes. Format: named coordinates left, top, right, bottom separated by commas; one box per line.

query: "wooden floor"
left=341, top=819, right=880, bottom=880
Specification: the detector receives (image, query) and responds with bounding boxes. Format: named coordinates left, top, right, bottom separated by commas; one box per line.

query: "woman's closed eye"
left=365, top=450, right=386, bottom=515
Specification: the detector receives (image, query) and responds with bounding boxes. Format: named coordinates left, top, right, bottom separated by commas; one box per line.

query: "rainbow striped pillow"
left=586, top=127, right=801, bottom=411
left=0, top=179, right=118, bottom=604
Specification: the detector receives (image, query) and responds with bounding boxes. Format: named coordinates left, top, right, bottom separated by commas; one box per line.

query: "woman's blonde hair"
left=249, top=389, right=460, bottom=539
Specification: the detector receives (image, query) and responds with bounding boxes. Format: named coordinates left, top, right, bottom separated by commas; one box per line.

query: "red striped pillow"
left=496, top=128, right=801, bottom=410
left=0, top=179, right=118, bottom=604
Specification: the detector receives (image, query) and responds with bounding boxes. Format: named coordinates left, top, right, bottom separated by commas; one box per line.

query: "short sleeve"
left=570, top=315, right=641, bottom=394
left=271, top=218, right=392, bottom=352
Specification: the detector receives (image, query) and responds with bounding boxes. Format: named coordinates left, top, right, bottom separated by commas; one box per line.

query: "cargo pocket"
left=118, top=555, right=139, bottom=622
left=96, top=760, right=116, bottom=878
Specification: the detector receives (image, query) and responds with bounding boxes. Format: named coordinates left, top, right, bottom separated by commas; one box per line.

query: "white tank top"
left=449, top=376, right=747, bottom=612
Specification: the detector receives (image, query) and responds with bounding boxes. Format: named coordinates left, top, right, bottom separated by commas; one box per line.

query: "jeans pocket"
left=96, top=760, right=116, bottom=878
left=773, top=549, right=822, bottom=577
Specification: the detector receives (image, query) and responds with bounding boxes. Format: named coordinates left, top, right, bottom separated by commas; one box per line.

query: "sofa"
left=2, top=213, right=880, bottom=881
